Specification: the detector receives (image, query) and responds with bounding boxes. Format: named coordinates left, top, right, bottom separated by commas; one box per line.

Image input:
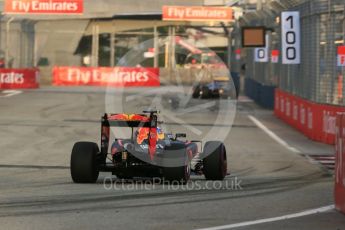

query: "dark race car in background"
left=70, top=111, right=228, bottom=183
left=192, top=77, right=235, bottom=99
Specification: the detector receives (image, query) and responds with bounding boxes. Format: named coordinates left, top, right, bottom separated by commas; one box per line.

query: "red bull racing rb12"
left=70, top=110, right=228, bottom=183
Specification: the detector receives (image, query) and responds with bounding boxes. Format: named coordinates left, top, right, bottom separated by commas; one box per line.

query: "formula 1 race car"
left=70, top=110, right=227, bottom=183
left=192, top=77, right=233, bottom=99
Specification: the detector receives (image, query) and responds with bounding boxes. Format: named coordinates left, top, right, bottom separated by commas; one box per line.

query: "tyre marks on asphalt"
left=0, top=164, right=69, bottom=170
left=0, top=175, right=320, bottom=218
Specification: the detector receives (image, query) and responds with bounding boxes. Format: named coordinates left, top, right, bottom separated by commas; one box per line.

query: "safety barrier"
left=0, top=68, right=39, bottom=89
left=52, top=66, right=160, bottom=87
left=241, top=0, right=345, bottom=107
left=275, top=89, right=345, bottom=145
left=245, top=78, right=275, bottom=109
left=335, top=113, right=345, bottom=214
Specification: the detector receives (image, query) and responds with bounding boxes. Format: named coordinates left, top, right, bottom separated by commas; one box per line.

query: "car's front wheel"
left=70, top=142, right=100, bottom=183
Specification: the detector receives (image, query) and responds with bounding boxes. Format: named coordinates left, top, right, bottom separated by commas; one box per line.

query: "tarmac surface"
left=0, top=87, right=344, bottom=230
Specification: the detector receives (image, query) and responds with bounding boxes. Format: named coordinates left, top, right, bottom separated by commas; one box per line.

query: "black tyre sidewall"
left=201, top=86, right=210, bottom=99
left=192, top=85, right=201, bottom=98
left=70, top=142, right=99, bottom=183
left=203, top=141, right=227, bottom=180
left=162, top=146, right=190, bottom=183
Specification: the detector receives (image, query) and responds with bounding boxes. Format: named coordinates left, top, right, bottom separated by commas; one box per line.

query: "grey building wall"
left=0, top=0, right=206, bottom=69
left=0, top=19, right=35, bottom=68
left=35, top=20, right=89, bottom=67
left=0, top=0, right=223, bottom=83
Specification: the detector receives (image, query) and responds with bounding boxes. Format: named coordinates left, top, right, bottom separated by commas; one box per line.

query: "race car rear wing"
left=102, top=113, right=157, bottom=128
left=100, top=111, right=158, bottom=159
left=107, top=119, right=153, bottom=128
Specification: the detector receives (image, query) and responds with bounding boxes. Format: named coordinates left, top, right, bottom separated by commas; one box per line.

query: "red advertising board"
left=4, top=0, right=83, bottom=14
left=0, top=68, right=39, bottom=89
left=163, top=6, right=233, bottom=22
left=274, top=89, right=345, bottom=145
left=53, top=67, right=160, bottom=87
left=335, top=113, right=345, bottom=214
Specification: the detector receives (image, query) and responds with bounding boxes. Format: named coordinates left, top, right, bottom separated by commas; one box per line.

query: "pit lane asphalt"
left=0, top=87, right=344, bottom=230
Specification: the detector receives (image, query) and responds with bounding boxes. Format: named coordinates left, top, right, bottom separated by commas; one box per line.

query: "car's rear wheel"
left=163, top=160, right=190, bottom=184
left=162, top=145, right=191, bottom=184
left=203, top=141, right=227, bottom=180
left=201, top=86, right=210, bottom=99
left=115, top=174, right=133, bottom=180
left=70, top=142, right=100, bottom=183
left=192, top=85, right=201, bottom=98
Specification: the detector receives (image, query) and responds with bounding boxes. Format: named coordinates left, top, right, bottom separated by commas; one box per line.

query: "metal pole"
left=110, top=32, right=115, bottom=67
left=267, top=31, right=272, bottom=85
left=153, top=25, right=159, bottom=68
left=6, top=17, right=14, bottom=68
left=257, top=0, right=263, bottom=11
left=165, top=39, right=169, bottom=68
left=227, top=28, right=232, bottom=71
left=91, top=23, right=99, bottom=67
left=166, top=26, right=172, bottom=69
left=0, top=15, right=2, bottom=62
left=171, top=26, right=176, bottom=68
left=33, top=23, right=38, bottom=67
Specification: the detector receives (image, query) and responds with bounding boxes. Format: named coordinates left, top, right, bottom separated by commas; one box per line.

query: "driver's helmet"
left=157, top=127, right=165, bottom=140
left=136, top=127, right=165, bottom=145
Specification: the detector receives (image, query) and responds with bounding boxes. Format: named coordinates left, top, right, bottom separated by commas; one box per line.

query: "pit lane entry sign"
left=4, top=0, right=83, bottom=14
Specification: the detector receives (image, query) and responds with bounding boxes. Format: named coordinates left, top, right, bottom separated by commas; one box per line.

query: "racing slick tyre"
left=162, top=144, right=191, bottom=184
left=192, top=85, right=201, bottom=98
left=203, top=141, right=227, bottom=181
left=71, top=142, right=100, bottom=183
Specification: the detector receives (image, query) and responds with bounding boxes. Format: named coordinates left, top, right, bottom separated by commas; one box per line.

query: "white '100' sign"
left=281, top=11, right=301, bottom=64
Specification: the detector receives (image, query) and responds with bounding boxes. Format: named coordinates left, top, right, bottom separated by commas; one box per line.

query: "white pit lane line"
left=248, top=115, right=301, bottom=154
left=196, top=205, right=335, bottom=230
left=0, top=90, right=22, bottom=98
